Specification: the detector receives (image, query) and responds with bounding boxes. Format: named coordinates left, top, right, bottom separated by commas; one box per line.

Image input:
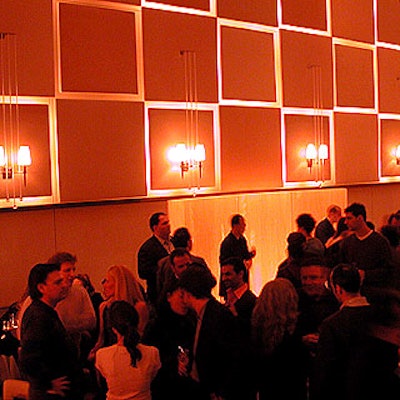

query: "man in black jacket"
left=20, top=263, right=85, bottom=400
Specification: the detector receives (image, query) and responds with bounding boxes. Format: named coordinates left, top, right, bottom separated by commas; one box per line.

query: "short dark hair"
left=171, top=227, right=191, bottom=248
left=149, top=212, right=166, bottom=231
left=345, top=203, right=367, bottom=221
left=178, top=263, right=216, bottom=299
left=220, top=256, right=246, bottom=275
left=170, top=247, right=190, bottom=266
left=231, top=214, right=243, bottom=228
left=220, top=256, right=247, bottom=281
left=28, top=263, right=60, bottom=300
left=296, top=213, right=316, bottom=234
left=47, top=252, right=77, bottom=266
left=330, top=263, right=361, bottom=293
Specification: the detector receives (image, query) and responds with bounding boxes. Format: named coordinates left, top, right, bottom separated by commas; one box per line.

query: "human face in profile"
left=154, top=214, right=171, bottom=240
left=167, top=288, right=188, bottom=315
left=102, top=273, right=116, bottom=301
left=39, top=270, right=69, bottom=307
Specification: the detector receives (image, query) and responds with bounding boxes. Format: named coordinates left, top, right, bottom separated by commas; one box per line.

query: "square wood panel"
left=281, top=0, right=327, bottom=31
left=57, top=100, right=146, bottom=202
left=220, top=106, right=282, bottom=191
left=334, top=113, right=378, bottom=183
left=59, top=3, right=138, bottom=94
left=281, top=30, right=333, bottom=109
left=221, top=27, right=276, bottom=102
left=217, top=0, right=277, bottom=26
left=335, top=45, right=374, bottom=108
left=143, top=8, right=217, bottom=102
left=331, top=0, right=374, bottom=43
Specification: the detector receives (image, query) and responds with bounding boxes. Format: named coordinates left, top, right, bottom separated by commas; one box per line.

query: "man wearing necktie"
left=138, top=212, right=174, bottom=305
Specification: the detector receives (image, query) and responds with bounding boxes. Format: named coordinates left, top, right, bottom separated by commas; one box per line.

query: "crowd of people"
left=2, top=203, right=400, bottom=400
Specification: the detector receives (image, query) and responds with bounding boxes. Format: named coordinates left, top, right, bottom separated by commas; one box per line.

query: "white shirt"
left=95, top=343, right=161, bottom=400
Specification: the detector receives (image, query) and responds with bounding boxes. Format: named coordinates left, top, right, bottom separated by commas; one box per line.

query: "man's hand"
left=47, top=376, right=70, bottom=397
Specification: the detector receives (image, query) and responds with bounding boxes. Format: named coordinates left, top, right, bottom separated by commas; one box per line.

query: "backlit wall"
left=1, top=0, right=400, bottom=206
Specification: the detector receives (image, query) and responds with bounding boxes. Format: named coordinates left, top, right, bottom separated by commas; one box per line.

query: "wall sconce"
left=0, top=145, right=32, bottom=185
left=168, top=143, right=206, bottom=178
left=306, top=64, right=329, bottom=183
left=395, top=145, right=400, bottom=165
left=167, top=50, right=205, bottom=192
left=305, top=143, right=329, bottom=175
left=1, top=32, right=32, bottom=205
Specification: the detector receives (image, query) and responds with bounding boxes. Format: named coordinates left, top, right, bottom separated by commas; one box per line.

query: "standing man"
left=219, top=214, right=256, bottom=298
left=315, top=204, right=342, bottom=245
left=138, top=212, right=174, bottom=305
left=219, top=214, right=256, bottom=265
left=48, top=252, right=96, bottom=350
left=340, top=203, right=393, bottom=298
left=312, top=263, right=399, bottom=400
left=220, top=257, right=257, bottom=339
left=20, top=263, right=84, bottom=400
left=177, top=265, right=249, bottom=400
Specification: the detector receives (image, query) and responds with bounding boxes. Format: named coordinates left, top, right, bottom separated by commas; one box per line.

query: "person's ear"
left=37, top=282, right=46, bottom=295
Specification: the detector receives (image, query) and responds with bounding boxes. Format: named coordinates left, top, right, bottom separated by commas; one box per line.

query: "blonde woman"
left=251, top=278, right=307, bottom=400
left=89, top=265, right=149, bottom=360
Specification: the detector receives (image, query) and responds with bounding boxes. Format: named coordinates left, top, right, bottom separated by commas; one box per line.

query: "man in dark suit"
left=157, top=227, right=209, bottom=306
left=137, top=212, right=174, bottom=305
left=220, top=257, right=257, bottom=340
left=20, top=263, right=85, bottom=400
left=177, top=265, right=253, bottom=400
left=315, top=204, right=342, bottom=246
left=312, top=263, right=399, bottom=400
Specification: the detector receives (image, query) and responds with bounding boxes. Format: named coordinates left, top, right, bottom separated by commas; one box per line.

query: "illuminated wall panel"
left=378, top=48, right=400, bottom=114
left=0, top=0, right=54, bottom=96
left=59, top=3, right=138, bottom=94
left=284, top=114, right=331, bottom=183
left=377, top=0, right=400, bottom=45
left=57, top=100, right=146, bottom=202
left=143, top=8, right=217, bottom=102
left=0, top=105, right=52, bottom=199
left=331, top=0, right=374, bottom=43
left=220, top=27, right=276, bottom=101
left=148, top=108, right=216, bottom=191
left=281, top=0, right=327, bottom=31
left=217, top=0, right=277, bottom=26
left=334, top=113, right=378, bottom=183
left=281, top=30, right=333, bottom=108
left=380, top=119, right=400, bottom=177
left=220, top=106, right=282, bottom=191
left=335, top=45, right=374, bottom=108
left=148, top=0, right=210, bottom=10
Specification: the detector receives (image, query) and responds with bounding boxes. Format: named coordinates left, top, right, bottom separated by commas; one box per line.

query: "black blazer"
left=194, top=298, right=245, bottom=399
left=138, top=235, right=169, bottom=303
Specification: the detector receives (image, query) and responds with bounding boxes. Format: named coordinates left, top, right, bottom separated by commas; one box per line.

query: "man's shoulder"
left=139, top=235, right=164, bottom=254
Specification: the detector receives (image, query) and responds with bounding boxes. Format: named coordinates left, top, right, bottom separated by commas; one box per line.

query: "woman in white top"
left=95, top=300, right=161, bottom=400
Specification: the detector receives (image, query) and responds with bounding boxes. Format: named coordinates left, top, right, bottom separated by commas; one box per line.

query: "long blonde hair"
left=251, top=278, right=299, bottom=355
left=107, top=265, right=145, bottom=306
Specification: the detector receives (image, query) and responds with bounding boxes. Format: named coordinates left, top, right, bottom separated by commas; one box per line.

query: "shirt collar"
left=340, top=296, right=370, bottom=309
left=233, top=283, right=249, bottom=300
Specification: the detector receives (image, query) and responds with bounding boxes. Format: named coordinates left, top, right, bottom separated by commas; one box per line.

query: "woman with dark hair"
left=95, top=301, right=161, bottom=400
